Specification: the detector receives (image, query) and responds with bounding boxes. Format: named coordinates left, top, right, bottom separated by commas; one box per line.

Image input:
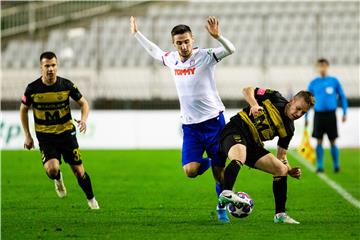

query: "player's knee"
left=72, top=166, right=85, bottom=179
left=183, top=166, right=198, bottom=178
left=274, top=164, right=288, bottom=176
left=46, top=167, right=59, bottom=179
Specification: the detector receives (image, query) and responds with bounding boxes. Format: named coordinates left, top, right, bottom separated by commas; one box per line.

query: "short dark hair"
left=171, top=24, right=192, bottom=37
left=40, top=51, right=57, bottom=61
left=294, top=90, right=315, bottom=108
left=317, top=58, right=329, bottom=66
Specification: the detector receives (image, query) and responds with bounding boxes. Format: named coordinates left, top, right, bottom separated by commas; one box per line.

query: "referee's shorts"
left=312, top=110, right=338, bottom=140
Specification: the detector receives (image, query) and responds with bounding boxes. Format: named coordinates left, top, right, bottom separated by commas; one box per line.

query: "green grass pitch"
left=2, top=149, right=360, bottom=240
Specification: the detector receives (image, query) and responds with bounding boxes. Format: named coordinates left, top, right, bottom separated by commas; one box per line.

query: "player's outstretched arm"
left=76, top=97, right=89, bottom=134
left=20, top=103, right=34, bottom=150
left=130, top=16, right=165, bottom=62
left=206, top=16, right=235, bottom=60
left=242, top=87, right=263, bottom=117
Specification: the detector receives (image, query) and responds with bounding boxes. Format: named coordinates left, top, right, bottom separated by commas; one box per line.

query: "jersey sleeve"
left=161, top=51, right=171, bottom=67
left=277, top=134, right=293, bottom=150
left=204, top=35, right=236, bottom=65
left=21, top=85, right=33, bottom=106
left=254, top=88, right=281, bottom=103
left=68, top=81, right=83, bottom=101
left=134, top=31, right=166, bottom=63
left=335, top=78, right=348, bottom=115
left=203, top=48, right=221, bottom=65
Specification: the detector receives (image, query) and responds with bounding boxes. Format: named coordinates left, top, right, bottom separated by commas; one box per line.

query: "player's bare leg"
left=218, top=144, right=250, bottom=207
left=255, top=154, right=299, bottom=224
left=70, top=164, right=99, bottom=209
left=183, top=162, right=201, bottom=178
left=183, top=159, right=211, bottom=178
left=44, top=159, right=67, bottom=198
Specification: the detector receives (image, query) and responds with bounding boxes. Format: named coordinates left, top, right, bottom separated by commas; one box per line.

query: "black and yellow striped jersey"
left=21, top=76, right=82, bottom=140
left=230, top=88, right=294, bottom=149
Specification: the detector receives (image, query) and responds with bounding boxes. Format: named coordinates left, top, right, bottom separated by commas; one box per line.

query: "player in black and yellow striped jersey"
left=217, top=87, right=315, bottom=224
left=20, top=51, right=99, bottom=209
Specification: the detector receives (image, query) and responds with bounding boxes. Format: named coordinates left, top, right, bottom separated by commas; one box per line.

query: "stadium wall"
left=1, top=65, right=359, bottom=102
left=1, top=108, right=359, bottom=150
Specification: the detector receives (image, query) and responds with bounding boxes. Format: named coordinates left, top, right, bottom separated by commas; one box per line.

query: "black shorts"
left=38, top=134, right=82, bottom=165
left=312, top=111, right=338, bottom=140
left=219, top=120, right=270, bottom=168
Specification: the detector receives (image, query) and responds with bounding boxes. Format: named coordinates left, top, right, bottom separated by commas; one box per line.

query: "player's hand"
left=75, top=119, right=87, bottom=133
left=288, top=167, right=301, bottom=179
left=304, top=119, right=308, bottom=127
left=342, top=115, right=347, bottom=123
left=249, top=105, right=263, bottom=118
left=130, top=16, right=138, bottom=34
left=206, top=16, right=220, bottom=39
left=24, top=135, right=34, bottom=150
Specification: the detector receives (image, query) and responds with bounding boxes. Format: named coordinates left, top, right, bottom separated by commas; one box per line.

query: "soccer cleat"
left=54, top=172, right=67, bottom=198
left=216, top=205, right=230, bottom=223
left=87, top=197, right=100, bottom=210
left=274, top=213, right=300, bottom=224
left=218, top=190, right=250, bottom=207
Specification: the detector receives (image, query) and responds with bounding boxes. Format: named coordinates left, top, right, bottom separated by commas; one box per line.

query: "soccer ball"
left=227, top=192, right=254, bottom=218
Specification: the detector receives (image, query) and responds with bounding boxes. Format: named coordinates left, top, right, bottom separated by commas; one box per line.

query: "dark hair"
left=171, top=24, right=192, bottom=37
left=40, top=51, right=57, bottom=61
left=294, top=90, right=315, bottom=108
left=317, top=58, right=329, bottom=66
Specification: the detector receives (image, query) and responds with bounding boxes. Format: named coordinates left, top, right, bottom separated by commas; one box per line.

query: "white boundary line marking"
left=289, top=151, right=360, bottom=209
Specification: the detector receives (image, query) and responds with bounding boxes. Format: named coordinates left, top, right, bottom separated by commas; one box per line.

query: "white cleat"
left=219, top=190, right=251, bottom=207
left=87, top=197, right=100, bottom=210
left=54, top=172, right=67, bottom=198
left=274, top=212, right=300, bottom=224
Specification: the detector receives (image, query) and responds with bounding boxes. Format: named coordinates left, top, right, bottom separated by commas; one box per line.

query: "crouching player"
left=20, top=51, right=99, bottom=209
left=218, top=87, right=315, bottom=224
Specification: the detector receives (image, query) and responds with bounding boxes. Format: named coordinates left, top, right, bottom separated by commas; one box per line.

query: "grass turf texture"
left=2, top=149, right=360, bottom=240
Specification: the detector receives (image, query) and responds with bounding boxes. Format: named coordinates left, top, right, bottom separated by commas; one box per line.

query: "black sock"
left=223, top=160, right=242, bottom=190
left=273, top=176, right=287, bottom=214
left=48, top=169, right=61, bottom=180
left=77, top=172, right=94, bottom=200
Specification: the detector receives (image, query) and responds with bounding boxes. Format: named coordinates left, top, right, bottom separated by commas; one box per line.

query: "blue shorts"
left=182, top=112, right=226, bottom=167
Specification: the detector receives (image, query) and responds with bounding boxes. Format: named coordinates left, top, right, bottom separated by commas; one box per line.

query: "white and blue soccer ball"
left=227, top=192, right=254, bottom=218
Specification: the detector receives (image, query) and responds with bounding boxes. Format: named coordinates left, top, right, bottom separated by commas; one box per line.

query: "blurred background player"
left=20, top=51, right=99, bottom=209
left=305, top=58, right=348, bottom=173
left=218, top=87, right=314, bottom=224
left=130, top=16, right=235, bottom=222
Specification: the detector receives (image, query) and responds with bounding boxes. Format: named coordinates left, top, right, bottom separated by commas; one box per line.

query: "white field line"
left=289, top=151, right=360, bottom=209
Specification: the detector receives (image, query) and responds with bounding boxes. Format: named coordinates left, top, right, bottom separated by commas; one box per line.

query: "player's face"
left=316, top=63, right=328, bottom=77
left=172, top=32, right=194, bottom=59
left=286, top=97, right=310, bottom=120
left=41, top=57, right=58, bottom=81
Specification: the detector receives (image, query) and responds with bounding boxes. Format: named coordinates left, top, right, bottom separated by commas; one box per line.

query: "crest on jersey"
left=190, top=59, right=195, bottom=66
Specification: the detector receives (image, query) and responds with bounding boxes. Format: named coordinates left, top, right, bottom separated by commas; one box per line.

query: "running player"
left=130, top=16, right=235, bottom=222
left=305, top=58, right=348, bottom=173
left=218, top=87, right=315, bottom=224
left=20, top=51, right=99, bottom=209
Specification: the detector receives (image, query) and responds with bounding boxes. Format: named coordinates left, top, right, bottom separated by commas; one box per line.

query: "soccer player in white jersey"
left=130, top=16, right=235, bottom=223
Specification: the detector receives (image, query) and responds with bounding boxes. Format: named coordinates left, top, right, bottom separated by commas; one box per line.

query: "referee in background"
left=305, top=58, right=348, bottom=173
